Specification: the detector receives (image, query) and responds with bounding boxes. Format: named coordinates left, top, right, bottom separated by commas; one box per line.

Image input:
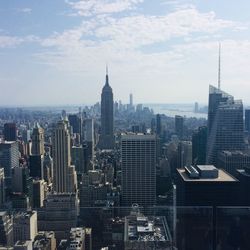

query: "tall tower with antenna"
left=98, top=66, right=114, bottom=149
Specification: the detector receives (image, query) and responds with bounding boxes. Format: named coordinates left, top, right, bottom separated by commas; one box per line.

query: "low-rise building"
left=124, top=207, right=172, bottom=250
left=33, top=231, right=56, bottom=250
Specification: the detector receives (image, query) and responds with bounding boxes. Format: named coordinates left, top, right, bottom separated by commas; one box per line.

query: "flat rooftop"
left=125, top=214, right=171, bottom=243
left=196, top=165, right=217, bottom=171
left=219, top=150, right=250, bottom=157
left=177, top=168, right=238, bottom=182
left=121, top=133, right=156, bottom=140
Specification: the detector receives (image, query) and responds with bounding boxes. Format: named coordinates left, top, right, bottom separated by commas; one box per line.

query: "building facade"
left=121, top=134, right=156, bottom=208
left=206, top=85, right=244, bottom=165
left=52, top=119, right=76, bottom=193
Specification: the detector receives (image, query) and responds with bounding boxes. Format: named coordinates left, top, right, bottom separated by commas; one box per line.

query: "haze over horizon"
left=0, top=0, right=250, bottom=106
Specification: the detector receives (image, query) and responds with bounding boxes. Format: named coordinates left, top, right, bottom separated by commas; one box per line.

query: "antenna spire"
left=105, top=64, right=109, bottom=86
left=106, top=63, right=108, bottom=76
left=218, top=42, right=221, bottom=90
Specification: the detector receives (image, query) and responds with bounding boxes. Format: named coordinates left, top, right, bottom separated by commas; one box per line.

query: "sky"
left=0, top=0, right=250, bottom=106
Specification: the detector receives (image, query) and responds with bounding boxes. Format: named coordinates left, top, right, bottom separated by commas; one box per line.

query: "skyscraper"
left=206, top=85, right=244, bottom=165
left=121, top=134, right=156, bottom=207
left=84, top=118, right=95, bottom=167
left=29, top=123, right=45, bottom=179
left=31, top=123, right=44, bottom=156
left=0, top=141, right=19, bottom=181
left=175, top=115, right=184, bottom=140
left=156, top=114, right=162, bottom=136
left=192, top=126, right=207, bottom=165
left=68, top=114, right=82, bottom=135
left=52, top=119, right=77, bottom=193
left=245, top=109, right=250, bottom=133
left=98, top=67, right=114, bottom=150
left=3, top=123, right=17, bottom=141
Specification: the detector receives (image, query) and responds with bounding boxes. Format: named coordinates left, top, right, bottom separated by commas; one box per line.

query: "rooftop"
left=125, top=213, right=171, bottom=243
left=196, top=165, right=217, bottom=171
left=15, top=240, right=32, bottom=247
left=121, top=133, right=156, bottom=140
left=219, top=150, right=250, bottom=157
left=177, top=168, right=238, bottom=182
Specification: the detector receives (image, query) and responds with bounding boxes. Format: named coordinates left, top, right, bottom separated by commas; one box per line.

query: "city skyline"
left=0, top=0, right=250, bottom=106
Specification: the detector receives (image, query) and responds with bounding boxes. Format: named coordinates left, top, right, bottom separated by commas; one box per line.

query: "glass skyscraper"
left=206, top=85, right=244, bottom=165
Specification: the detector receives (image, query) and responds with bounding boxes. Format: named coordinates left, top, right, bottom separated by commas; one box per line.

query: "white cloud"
left=0, top=35, right=39, bottom=48
left=66, top=0, right=143, bottom=16
left=0, top=36, right=23, bottom=48
left=18, top=8, right=32, bottom=13
left=94, top=8, right=236, bottom=49
left=37, top=5, right=240, bottom=68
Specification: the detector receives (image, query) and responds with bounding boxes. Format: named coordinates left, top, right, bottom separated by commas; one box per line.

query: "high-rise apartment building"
left=175, top=115, right=184, bottom=140
left=0, top=141, right=19, bottom=182
left=121, top=134, right=156, bottom=207
left=206, top=85, right=244, bottom=165
left=98, top=68, right=114, bottom=149
left=3, top=123, right=17, bottom=141
left=52, top=119, right=77, bottom=193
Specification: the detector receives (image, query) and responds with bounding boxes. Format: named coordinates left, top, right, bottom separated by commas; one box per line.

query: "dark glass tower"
left=98, top=68, right=114, bottom=149
left=156, top=114, right=162, bottom=136
left=192, top=126, right=207, bottom=165
left=3, top=123, right=17, bottom=141
left=245, top=109, right=250, bottom=133
left=175, top=115, right=184, bottom=140
left=206, top=85, right=244, bottom=165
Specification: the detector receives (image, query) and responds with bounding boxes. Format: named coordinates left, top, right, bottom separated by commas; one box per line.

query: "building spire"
left=218, top=42, right=221, bottom=90
left=105, top=64, right=109, bottom=86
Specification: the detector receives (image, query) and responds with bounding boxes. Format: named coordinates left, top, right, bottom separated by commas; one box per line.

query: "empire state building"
left=98, top=67, right=114, bottom=149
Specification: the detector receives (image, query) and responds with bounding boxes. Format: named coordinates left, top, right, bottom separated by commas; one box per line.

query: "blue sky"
left=0, top=0, right=250, bottom=106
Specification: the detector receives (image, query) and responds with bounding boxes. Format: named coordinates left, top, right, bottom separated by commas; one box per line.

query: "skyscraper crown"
left=102, top=66, right=112, bottom=92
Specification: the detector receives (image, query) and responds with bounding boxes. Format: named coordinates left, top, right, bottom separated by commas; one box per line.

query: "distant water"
left=146, top=104, right=207, bottom=119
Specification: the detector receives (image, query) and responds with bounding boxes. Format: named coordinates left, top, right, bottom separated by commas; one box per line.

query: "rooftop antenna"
left=105, top=63, right=109, bottom=85
left=106, top=63, right=108, bottom=76
left=218, top=42, right=221, bottom=90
